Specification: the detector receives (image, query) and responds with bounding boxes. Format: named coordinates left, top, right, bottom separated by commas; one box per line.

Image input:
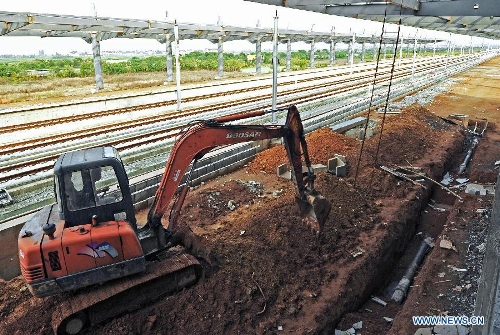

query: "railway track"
left=0, top=54, right=485, bottom=185
left=0, top=51, right=495, bottom=225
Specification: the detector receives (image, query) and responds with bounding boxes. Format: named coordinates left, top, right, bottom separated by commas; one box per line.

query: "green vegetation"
left=0, top=50, right=339, bottom=83
left=0, top=47, right=452, bottom=84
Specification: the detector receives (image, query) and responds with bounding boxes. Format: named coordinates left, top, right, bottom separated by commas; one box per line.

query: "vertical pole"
left=217, top=36, right=224, bottom=78
left=372, top=39, right=377, bottom=62
left=174, top=21, right=181, bottom=110
left=255, top=39, right=262, bottom=75
left=411, top=37, right=417, bottom=80
left=309, top=39, right=315, bottom=68
left=91, top=34, right=104, bottom=91
left=286, top=39, right=291, bottom=71
left=349, top=33, right=355, bottom=73
left=445, top=35, right=451, bottom=72
left=330, top=39, right=336, bottom=66
left=272, top=10, right=278, bottom=123
left=361, top=40, right=366, bottom=62
left=165, top=34, right=173, bottom=83
left=433, top=39, right=436, bottom=57
left=399, top=36, right=404, bottom=66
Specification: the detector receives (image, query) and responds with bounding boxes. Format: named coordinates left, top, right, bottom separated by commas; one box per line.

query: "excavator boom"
left=148, top=105, right=331, bottom=233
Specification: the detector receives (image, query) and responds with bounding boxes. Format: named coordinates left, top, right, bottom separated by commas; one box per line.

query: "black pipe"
left=391, top=237, right=434, bottom=303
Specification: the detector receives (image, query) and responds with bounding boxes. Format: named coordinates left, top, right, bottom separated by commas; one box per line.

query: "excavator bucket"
left=296, top=192, right=332, bottom=234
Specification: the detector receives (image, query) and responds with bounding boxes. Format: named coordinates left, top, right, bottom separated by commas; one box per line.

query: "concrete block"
left=336, top=165, right=347, bottom=177
left=328, top=155, right=347, bottom=177
left=277, top=164, right=291, bottom=180
left=330, top=116, right=367, bottom=133
left=334, top=154, right=347, bottom=163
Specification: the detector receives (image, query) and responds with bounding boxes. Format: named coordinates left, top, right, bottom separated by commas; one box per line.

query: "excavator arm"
left=147, top=105, right=331, bottom=234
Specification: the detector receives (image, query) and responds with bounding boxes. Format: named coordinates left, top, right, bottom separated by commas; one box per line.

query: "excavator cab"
left=54, top=147, right=136, bottom=229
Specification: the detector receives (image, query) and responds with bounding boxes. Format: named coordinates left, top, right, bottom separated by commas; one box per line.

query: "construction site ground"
left=1, top=56, right=500, bottom=335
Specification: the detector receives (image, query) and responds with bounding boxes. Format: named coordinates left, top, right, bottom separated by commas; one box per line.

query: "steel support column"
left=165, top=35, right=173, bottom=83
left=411, top=38, right=417, bottom=80
left=217, top=36, right=224, bottom=78
left=399, top=36, right=404, bottom=66
left=256, top=39, right=262, bottom=74
left=286, top=39, right=291, bottom=71
left=361, top=41, right=366, bottom=62
left=309, top=39, right=315, bottom=68
left=329, top=39, right=336, bottom=66
left=348, top=35, right=354, bottom=65
left=91, top=34, right=104, bottom=90
left=372, top=40, right=377, bottom=61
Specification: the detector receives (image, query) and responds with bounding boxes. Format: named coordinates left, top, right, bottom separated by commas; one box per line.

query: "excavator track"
left=51, top=249, right=203, bottom=334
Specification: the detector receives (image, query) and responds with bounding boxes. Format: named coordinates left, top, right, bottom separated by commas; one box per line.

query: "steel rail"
left=0, top=56, right=466, bottom=184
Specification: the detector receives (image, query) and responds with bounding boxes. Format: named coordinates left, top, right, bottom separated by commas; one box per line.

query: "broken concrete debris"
left=440, top=238, right=458, bottom=252
left=441, top=172, right=453, bottom=186
left=447, top=265, right=467, bottom=272
left=227, top=200, right=237, bottom=210
left=465, top=183, right=495, bottom=196
left=428, top=203, right=446, bottom=212
left=335, top=321, right=362, bottom=335
left=352, top=321, right=363, bottom=329
left=371, top=296, right=387, bottom=306
left=475, top=242, right=486, bottom=254
left=351, top=248, right=365, bottom=258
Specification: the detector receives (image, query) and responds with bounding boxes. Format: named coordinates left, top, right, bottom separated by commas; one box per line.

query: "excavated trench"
left=333, top=132, right=478, bottom=334
left=0, top=108, right=479, bottom=335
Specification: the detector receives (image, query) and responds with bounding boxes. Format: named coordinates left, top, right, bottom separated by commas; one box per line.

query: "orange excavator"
left=18, top=105, right=331, bottom=334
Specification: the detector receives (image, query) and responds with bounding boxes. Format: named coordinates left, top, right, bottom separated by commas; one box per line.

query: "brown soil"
left=1, top=56, right=500, bottom=335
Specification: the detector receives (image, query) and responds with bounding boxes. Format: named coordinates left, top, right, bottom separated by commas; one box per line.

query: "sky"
left=0, top=0, right=485, bottom=56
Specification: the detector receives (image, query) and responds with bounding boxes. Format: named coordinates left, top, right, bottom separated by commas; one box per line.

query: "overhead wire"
left=353, top=0, right=403, bottom=192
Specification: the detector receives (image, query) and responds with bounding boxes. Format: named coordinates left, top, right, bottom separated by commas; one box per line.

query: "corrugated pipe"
left=391, top=237, right=434, bottom=304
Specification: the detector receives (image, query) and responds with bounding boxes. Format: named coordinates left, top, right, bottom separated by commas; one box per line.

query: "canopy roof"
left=245, top=0, right=500, bottom=41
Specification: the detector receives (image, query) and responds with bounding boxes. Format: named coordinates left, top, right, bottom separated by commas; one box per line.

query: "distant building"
left=26, top=69, right=50, bottom=77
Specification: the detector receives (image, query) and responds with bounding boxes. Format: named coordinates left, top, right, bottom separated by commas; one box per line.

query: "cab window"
left=64, top=166, right=123, bottom=211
